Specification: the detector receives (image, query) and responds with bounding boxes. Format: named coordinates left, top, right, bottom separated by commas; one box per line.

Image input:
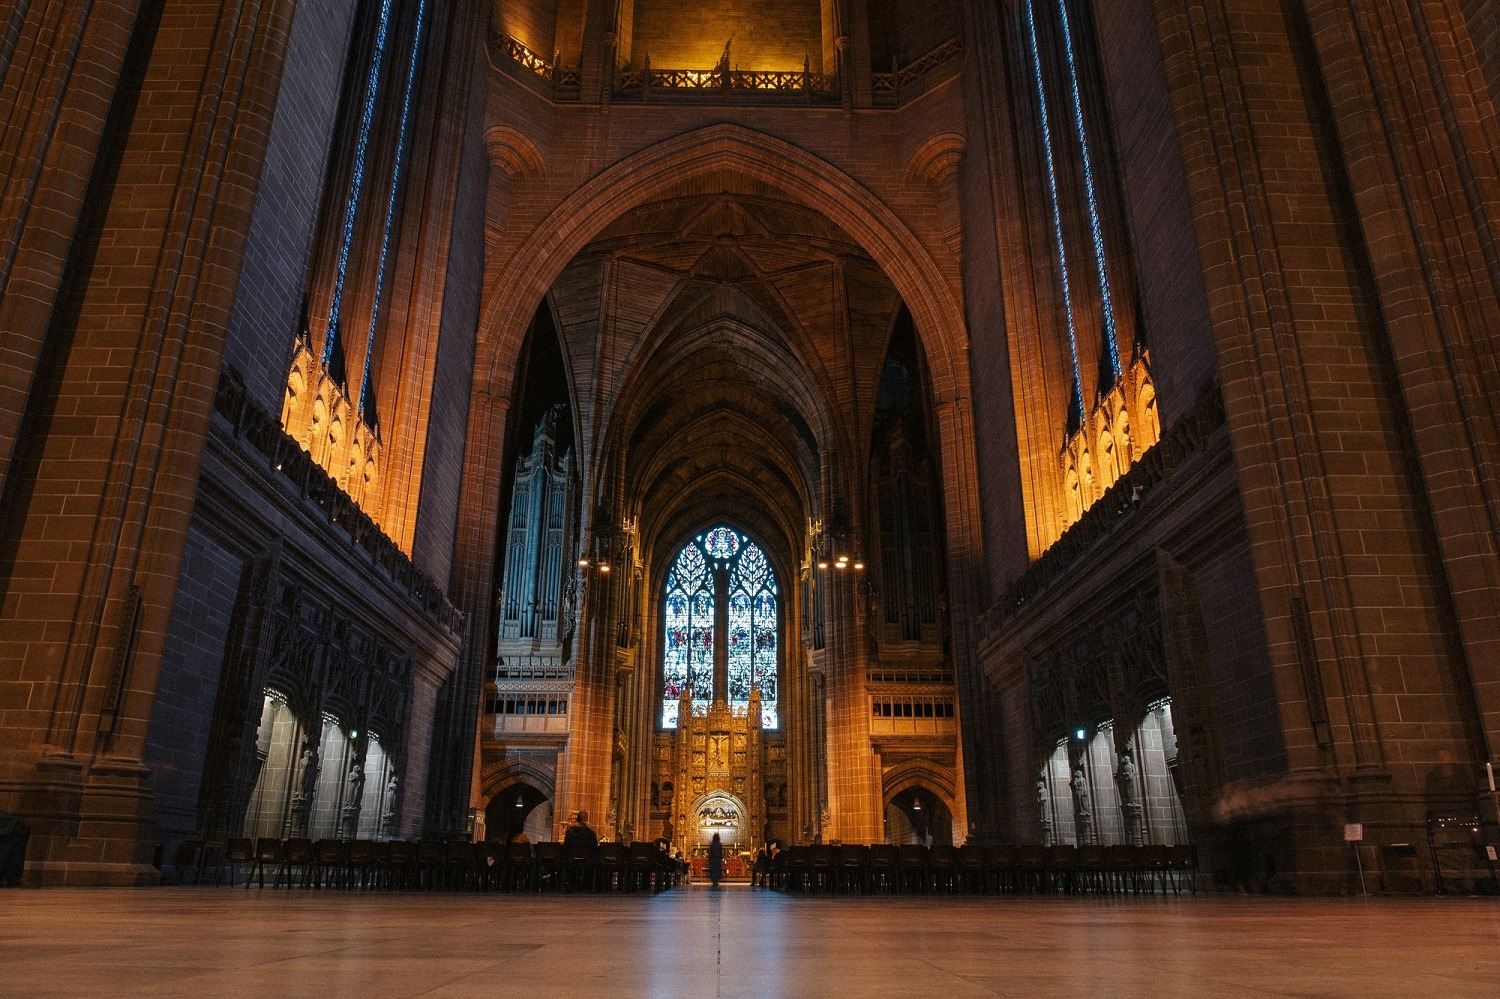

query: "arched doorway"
left=885, top=787, right=954, bottom=847
left=485, top=782, right=551, bottom=843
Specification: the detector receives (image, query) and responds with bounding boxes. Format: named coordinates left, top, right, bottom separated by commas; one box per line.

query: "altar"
left=689, top=854, right=749, bottom=881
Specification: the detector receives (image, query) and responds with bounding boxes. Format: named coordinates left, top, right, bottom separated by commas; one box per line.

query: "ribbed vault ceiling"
left=547, top=185, right=904, bottom=570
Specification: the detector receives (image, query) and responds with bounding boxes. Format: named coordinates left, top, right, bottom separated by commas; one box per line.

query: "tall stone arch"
left=439, top=124, right=988, bottom=842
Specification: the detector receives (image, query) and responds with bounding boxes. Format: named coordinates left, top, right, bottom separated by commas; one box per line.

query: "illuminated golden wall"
left=628, top=0, right=824, bottom=72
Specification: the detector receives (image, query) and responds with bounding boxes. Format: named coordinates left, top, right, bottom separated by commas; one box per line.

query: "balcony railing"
left=978, top=384, right=1228, bottom=636
left=212, top=368, right=464, bottom=634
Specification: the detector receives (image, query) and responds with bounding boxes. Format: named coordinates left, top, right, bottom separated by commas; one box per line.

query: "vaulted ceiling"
left=544, top=181, right=906, bottom=572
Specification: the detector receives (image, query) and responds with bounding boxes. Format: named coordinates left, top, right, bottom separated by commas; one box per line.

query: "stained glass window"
left=661, top=527, right=779, bottom=729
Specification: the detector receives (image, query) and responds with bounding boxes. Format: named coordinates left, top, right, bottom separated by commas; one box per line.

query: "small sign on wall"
left=1344, top=823, right=1364, bottom=842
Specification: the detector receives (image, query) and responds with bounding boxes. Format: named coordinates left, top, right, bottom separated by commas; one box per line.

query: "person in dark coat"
left=563, top=810, right=598, bottom=851
left=707, top=832, right=724, bottom=887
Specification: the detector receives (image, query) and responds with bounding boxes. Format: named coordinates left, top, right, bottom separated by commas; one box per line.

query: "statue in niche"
left=381, top=772, right=401, bottom=839
left=340, top=760, right=365, bottom=838
left=289, top=741, right=319, bottom=837
left=1036, top=776, right=1053, bottom=847
left=297, top=743, right=320, bottom=799
left=1070, top=762, right=1094, bottom=845
left=1116, top=749, right=1144, bottom=846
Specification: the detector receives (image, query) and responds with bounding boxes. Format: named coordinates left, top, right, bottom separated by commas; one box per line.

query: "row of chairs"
left=767, top=843, right=1197, bottom=895
left=191, top=837, right=683, bottom=892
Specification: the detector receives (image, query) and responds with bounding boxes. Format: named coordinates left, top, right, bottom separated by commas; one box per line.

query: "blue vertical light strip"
left=323, top=0, right=398, bottom=371
left=1056, top=0, right=1122, bottom=379
left=357, top=0, right=428, bottom=428
left=1025, top=0, right=1083, bottom=406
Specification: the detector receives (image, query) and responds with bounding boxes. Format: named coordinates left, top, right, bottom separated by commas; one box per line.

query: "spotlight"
left=599, top=563, right=611, bottom=573
left=817, top=560, right=829, bottom=570
left=853, top=559, right=864, bottom=570
left=578, top=558, right=589, bottom=567
left=834, top=561, right=847, bottom=570
left=1075, top=728, right=1087, bottom=741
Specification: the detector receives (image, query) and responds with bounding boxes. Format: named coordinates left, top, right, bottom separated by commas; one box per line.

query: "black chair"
left=248, top=837, right=285, bottom=889
left=310, top=838, right=346, bottom=888
left=414, top=839, right=445, bottom=889
left=385, top=839, right=417, bottom=890
left=783, top=845, right=809, bottom=892
left=955, top=844, right=987, bottom=893
left=1076, top=844, right=1107, bottom=894
left=897, top=845, right=927, bottom=893
left=1103, top=844, right=1138, bottom=894
left=504, top=841, right=536, bottom=892
left=1045, top=844, right=1078, bottom=895
left=562, top=840, right=597, bottom=892
left=1140, top=844, right=1170, bottom=895
left=986, top=844, right=1016, bottom=894
left=477, top=839, right=504, bottom=891
left=225, top=837, right=255, bottom=888
left=596, top=843, right=625, bottom=892
left=1015, top=844, right=1046, bottom=894
left=867, top=844, right=899, bottom=893
left=836, top=844, right=870, bottom=894
left=1168, top=843, right=1198, bottom=894
left=443, top=839, right=477, bottom=891
left=347, top=839, right=377, bottom=889
left=807, top=844, right=835, bottom=892
left=285, top=837, right=316, bottom=888
left=534, top=842, right=562, bottom=892
left=927, top=845, right=957, bottom=893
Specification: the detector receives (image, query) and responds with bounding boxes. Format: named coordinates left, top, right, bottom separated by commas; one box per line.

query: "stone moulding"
left=212, top=367, right=464, bottom=634
left=980, top=383, right=1227, bottom=633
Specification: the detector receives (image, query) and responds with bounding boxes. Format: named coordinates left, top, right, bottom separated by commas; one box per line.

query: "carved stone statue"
left=1036, top=776, right=1053, bottom=847
left=1070, top=763, right=1094, bottom=845
left=290, top=742, right=319, bottom=836
left=1116, top=750, right=1143, bottom=846
left=340, top=761, right=365, bottom=838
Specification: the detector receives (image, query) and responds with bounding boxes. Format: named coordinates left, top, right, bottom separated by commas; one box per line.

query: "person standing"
left=707, top=832, right=724, bottom=888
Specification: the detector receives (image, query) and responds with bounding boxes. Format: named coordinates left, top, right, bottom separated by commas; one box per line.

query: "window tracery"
left=662, top=527, right=779, bottom=729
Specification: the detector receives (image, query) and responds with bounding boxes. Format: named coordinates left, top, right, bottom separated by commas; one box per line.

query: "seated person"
left=563, top=810, right=599, bottom=852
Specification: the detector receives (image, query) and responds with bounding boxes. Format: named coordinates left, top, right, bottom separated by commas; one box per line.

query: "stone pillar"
left=0, top=0, right=297, bottom=885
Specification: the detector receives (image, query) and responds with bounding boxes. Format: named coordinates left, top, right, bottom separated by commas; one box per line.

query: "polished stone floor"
left=1, top=887, right=1496, bottom=999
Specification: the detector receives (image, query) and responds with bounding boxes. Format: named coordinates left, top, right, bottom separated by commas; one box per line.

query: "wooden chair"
left=311, top=839, right=346, bottom=888
left=534, top=842, right=562, bottom=892
left=1044, top=844, right=1078, bottom=894
left=248, top=837, right=286, bottom=889
left=284, top=837, right=315, bottom=888
left=385, top=839, right=417, bottom=890
left=505, top=841, right=536, bottom=892
left=415, top=839, right=445, bottom=890
left=897, top=845, right=928, bottom=893
left=986, top=844, right=1016, bottom=894
left=1140, top=844, right=1170, bottom=895
left=955, top=844, right=988, bottom=893
left=1100, top=844, right=1134, bottom=894
left=927, top=845, right=957, bottom=894
left=806, top=844, right=835, bottom=893
left=346, top=839, right=377, bottom=889
left=1076, top=844, right=1107, bottom=894
left=1168, top=844, right=1198, bottom=894
left=1015, top=844, right=1047, bottom=894
left=866, top=844, right=899, bottom=893
left=225, top=837, right=254, bottom=888
left=596, top=842, right=625, bottom=892
left=836, top=844, right=870, bottom=894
